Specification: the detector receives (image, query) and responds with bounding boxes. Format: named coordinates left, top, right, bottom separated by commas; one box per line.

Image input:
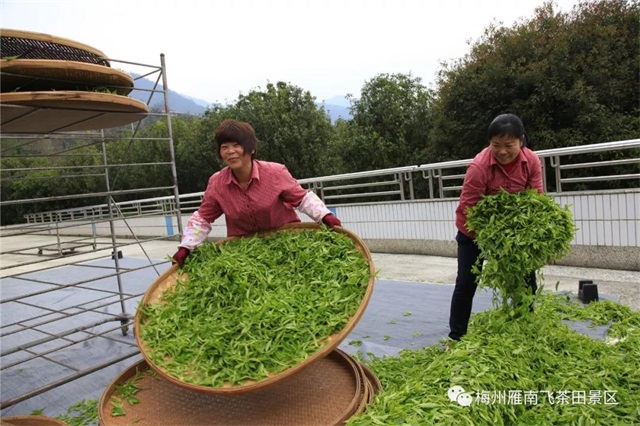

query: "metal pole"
left=101, top=131, right=129, bottom=336
left=397, top=173, right=405, bottom=201
left=405, top=172, right=415, bottom=200
left=550, top=155, right=562, bottom=193
left=160, top=53, right=184, bottom=235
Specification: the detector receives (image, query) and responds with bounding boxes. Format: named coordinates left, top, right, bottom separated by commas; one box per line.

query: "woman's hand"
left=172, top=247, right=190, bottom=267
left=321, top=213, right=341, bottom=228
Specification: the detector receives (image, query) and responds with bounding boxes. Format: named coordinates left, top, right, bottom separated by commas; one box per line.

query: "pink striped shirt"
left=456, top=147, right=543, bottom=238
left=193, top=160, right=307, bottom=237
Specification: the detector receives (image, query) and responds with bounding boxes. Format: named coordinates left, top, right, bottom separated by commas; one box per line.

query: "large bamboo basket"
left=360, top=361, right=383, bottom=399
left=0, top=29, right=109, bottom=66
left=0, top=416, right=68, bottom=426
left=1, top=59, right=134, bottom=94
left=134, top=222, right=375, bottom=395
left=0, top=91, right=149, bottom=133
left=98, top=349, right=364, bottom=426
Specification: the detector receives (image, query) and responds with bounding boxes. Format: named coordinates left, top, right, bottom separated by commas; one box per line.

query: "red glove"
left=172, top=247, right=190, bottom=268
left=321, top=213, right=341, bottom=228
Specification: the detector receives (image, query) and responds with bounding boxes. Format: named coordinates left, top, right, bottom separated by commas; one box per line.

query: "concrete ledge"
left=363, top=239, right=640, bottom=271
left=24, top=231, right=639, bottom=271
left=555, top=245, right=640, bottom=271
left=364, top=238, right=457, bottom=258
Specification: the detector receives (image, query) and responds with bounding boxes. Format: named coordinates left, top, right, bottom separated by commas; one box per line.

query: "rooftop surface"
left=1, top=236, right=638, bottom=419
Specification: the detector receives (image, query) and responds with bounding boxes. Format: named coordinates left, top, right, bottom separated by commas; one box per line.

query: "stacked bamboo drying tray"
left=0, top=29, right=148, bottom=133
left=99, top=349, right=381, bottom=425
left=99, top=223, right=382, bottom=425
left=0, top=415, right=68, bottom=426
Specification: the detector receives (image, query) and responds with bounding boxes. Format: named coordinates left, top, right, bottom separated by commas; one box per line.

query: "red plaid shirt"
left=195, top=160, right=307, bottom=237
left=456, top=147, right=543, bottom=238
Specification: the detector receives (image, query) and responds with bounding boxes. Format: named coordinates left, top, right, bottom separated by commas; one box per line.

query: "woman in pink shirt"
left=172, top=119, right=341, bottom=267
left=448, top=114, right=543, bottom=341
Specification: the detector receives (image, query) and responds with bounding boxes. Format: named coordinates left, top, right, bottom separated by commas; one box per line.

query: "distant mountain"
left=182, top=94, right=212, bottom=108
left=125, top=76, right=351, bottom=121
left=128, top=73, right=207, bottom=115
left=321, top=95, right=351, bottom=107
left=318, top=102, right=352, bottom=123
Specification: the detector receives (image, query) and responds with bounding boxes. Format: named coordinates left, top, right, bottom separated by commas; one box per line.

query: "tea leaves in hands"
left=466, top=189, right=576, bottom=311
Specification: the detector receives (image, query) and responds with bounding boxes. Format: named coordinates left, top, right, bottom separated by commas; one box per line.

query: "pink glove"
left=172, top=247, right=190, bottom=268
left=321, top=213, right=341, bottom=228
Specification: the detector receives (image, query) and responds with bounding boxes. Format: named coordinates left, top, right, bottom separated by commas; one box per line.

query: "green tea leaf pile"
left=466, top=189, right=576, bottom=309
left=55, top=399, right=99, bottom=426
left=139, top=227, right=370, bottom=387
left=348, top=295, right=640, bottom=425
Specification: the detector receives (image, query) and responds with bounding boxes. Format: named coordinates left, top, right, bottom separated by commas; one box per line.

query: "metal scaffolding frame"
left=0, top=54, right=183, bottom=409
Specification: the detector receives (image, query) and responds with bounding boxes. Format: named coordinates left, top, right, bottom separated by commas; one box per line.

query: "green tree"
left=430, top=0, right=639, bottom=162
left=224, top=82, right=337, bottom=179
left=1, top=155, right=55, bottom=225
left=107, top=119, right=173, bottom=201
left=0, top=140, right=108, bottom=225
left=342, top=73, right=434, bottom=172
left=176, top=108, right=225, bottom=194
left=88, top=115, right=204, bottom=205
left=158, top=114, right=208, bottom=195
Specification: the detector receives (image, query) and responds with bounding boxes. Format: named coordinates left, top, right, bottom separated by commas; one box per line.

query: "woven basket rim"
left=134, top=222, right=375, bottom=395
left=0, top=415, right=68, bottom=426
left=0, top=59, right=133, bottom=94
left=346, top=352, right=370, bottom=418
left=0, top=92, right=149, bottom=133
left=0, top=91, right=148, bottom=112
left=1, top=28, right=109, bottom=65
left=98, top=350, right=365, bottom=425
left=360, top=362, right=382, bottom=395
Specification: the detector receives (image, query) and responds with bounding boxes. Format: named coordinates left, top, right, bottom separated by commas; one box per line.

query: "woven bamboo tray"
left=0, top=91, right=149, bottom=133
left=98, top=349, right=364, bottom=426
left=134, top=222, right=375, bottom=395
left=0, top=415, right=68, bottom=426
left=0, top=29, right=109, bottom=66
left=360, top=362, right=382, bottom=393
left=341, top=352, right=382, bottom=412
left=349, top=358, right=370, bottom=416
left=359, top=361, right=382, bottom=404
left=1, top=59, right=134, bottom=94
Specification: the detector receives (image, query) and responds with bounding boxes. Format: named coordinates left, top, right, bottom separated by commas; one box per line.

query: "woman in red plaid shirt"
left=172, top=119, right=341, bottom=267
left=448, top=114, right=543, bottom=341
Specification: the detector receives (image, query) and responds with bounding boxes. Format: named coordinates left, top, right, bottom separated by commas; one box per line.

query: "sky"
left=1, top=0, right=582, bottom=106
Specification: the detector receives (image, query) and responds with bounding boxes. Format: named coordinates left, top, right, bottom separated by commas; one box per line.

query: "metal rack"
left=0, top=54, right=183, bottom=412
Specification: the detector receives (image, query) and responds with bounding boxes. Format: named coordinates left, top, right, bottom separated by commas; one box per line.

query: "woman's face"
left=220, top=142, right=252, bottom=171
left=490, top=134, right=523, bottom=165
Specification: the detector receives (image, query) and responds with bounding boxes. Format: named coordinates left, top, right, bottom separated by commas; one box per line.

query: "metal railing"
left=21, top=139, right=640, bottom=224
left=301, top=139, right=640, bottom=203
